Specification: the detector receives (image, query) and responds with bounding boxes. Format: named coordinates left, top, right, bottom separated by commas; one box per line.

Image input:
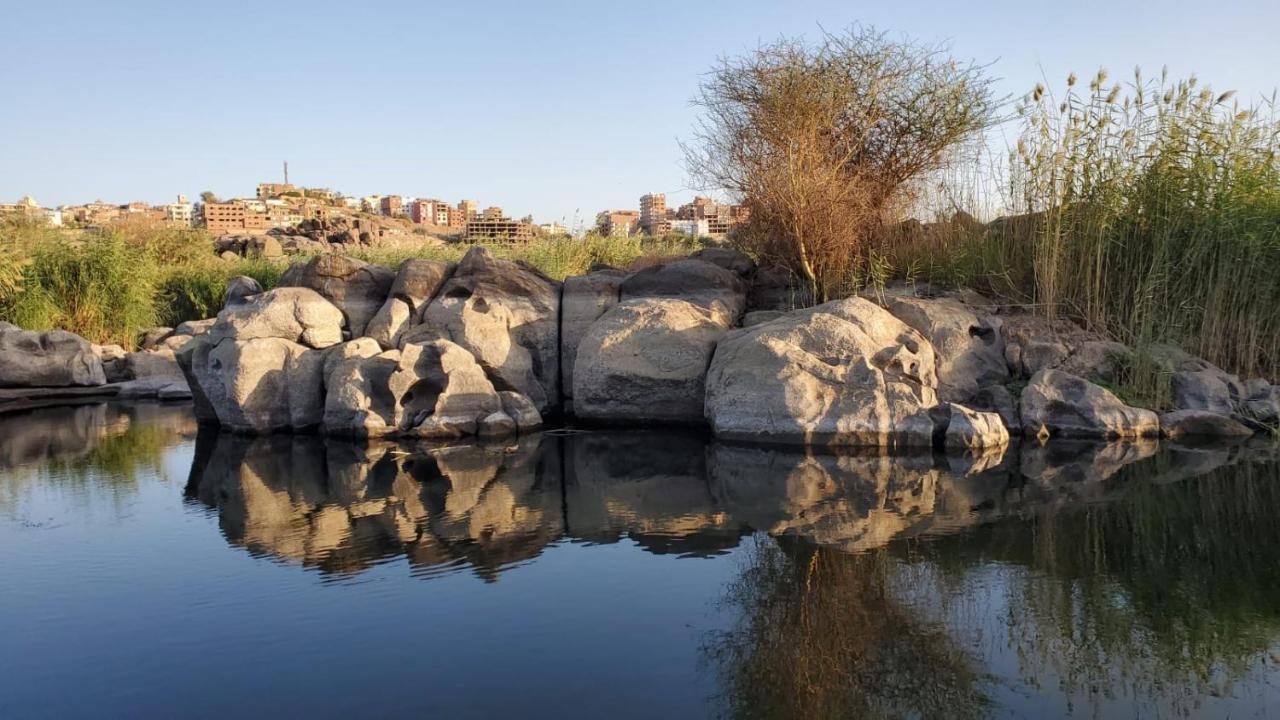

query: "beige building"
left=639, top=193, right=669, bottom=235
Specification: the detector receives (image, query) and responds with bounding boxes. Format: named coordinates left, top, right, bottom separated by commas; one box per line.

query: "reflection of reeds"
left=705, top=537, right=988, bottom=720
left=913, top=447, right=1280, bottom=712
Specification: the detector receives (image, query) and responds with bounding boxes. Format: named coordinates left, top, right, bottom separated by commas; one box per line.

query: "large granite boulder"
left=936, top=403, right=1010, bottom=452
left=1020, top=369, right=1159, bottom=439
left=747, top=265, right=813, bottom=312
left=323, top=338, right=531, bottom=439
left=573, top=298, right=733, bottom=424
left=688, top=247, right=755, bottom=278
left=704, top=298, right=939, bottom=447
left=559, top=269, right=626, bottom=411
left=223, top=275, right=262, bottom=308
left=364, top=297, right=414, bottom=351
left=1242, top=381, right=1279, bottom=424
left=365, top=259, right=456, bottom=351
left=179, top=334, right=326, bottom=432
left=1160, top=409, right=1255, bottom=439
left=208, top=287, right=344, bottom=349
left=884, top=295, right=1007, bottom=401
left=0, top=323, right=106, bottom=388
left=619, top=258, right=747, bottom=320
left=407, top=247, right=561, bottom=415
left=280, top=255, right=395, bottom=337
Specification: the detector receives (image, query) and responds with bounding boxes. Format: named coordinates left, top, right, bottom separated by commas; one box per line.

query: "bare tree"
left=686, top=27, right=997, bottom=300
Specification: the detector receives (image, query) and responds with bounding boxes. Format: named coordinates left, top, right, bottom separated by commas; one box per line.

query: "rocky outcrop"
left=208, top=287, right=345, bottom=349
left=224, top=276, right=262, bottom=308
left=0, top=323, right=106, bottom=388
left=280, top=255, right=395, bottom=337
left=935, top=403, right=1010, bottom=452
left=1020, top=369, right=1159, bottom=439
left=619, top=258, right=747, bottom=320
left=704, top=298, right=940, bottom=447
left=574, top=298, right=733, bottom=423
left=407, top=248, right=561, bottom=415
left=1159, top=409, right=1254, bottom=439
left=323, top=339, right=540, bottom=440
left=179, top=334, right=326, bottom=432
left=365, top=259, right=456, bottom=351
left=560, top=269, right=626, bottom=411
left=883, top=294, right=1007, bottom=402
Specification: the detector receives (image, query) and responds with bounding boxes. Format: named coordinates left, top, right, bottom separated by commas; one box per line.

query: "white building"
left=669, top=219, right=709, bottom=237
left=165, top=195, right=194, bottom=227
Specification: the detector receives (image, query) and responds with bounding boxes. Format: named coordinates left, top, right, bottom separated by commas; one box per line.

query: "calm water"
left=1, top=403, right=1278, bottom=719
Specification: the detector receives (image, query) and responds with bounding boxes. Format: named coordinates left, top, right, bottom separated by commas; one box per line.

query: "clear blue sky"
left=3, top=0, right=1277, bottom=225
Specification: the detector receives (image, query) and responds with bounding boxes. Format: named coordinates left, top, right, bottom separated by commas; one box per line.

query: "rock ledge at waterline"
left=5, top=246, right=1276, bottom=445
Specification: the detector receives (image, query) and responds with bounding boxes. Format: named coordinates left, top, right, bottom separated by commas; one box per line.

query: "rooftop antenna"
left=283, top=161, right=289, bottom=185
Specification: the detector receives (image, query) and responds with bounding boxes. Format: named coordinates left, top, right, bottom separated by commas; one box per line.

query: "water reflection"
left=0, top=403, right=196, bottom=515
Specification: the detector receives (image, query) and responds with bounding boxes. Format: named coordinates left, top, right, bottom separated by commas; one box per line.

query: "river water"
left=1, top=401, right=1278, bottom=719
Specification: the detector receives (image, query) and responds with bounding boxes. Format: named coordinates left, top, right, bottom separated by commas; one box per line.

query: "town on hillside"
left=1, top=178, right=751, bottom=245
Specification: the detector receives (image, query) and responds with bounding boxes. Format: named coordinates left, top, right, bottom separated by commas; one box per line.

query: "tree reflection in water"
left=706, top=537, right=988, bottom=720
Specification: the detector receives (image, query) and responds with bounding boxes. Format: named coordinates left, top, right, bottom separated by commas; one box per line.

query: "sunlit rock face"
left=279, top=255, right=396, bottom=338
left=705, top=298, right=941, bottom=448
left=618, top=257, right=749, bottom=320
left=406, top=248, right=561, bottom=416
left=573, top=298, right=735, bottom=424
left=1020, top=369, right=1160, bottom=439
left=559, top=269, right=627, bottom=413
left=882, top=294, right=1008, bottom=402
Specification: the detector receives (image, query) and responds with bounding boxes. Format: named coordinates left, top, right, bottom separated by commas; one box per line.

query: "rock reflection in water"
left=185, top=425, right=1270, bottom=584
left=185, top=433, right=562, bottom=579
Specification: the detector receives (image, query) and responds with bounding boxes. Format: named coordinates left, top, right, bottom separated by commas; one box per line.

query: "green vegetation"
left=0, top=216, right=706, bottom=347
left=885, top=70, right=1280, bottom=381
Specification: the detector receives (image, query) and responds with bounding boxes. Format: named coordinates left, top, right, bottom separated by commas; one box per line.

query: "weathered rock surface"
left=393, top=259, right=455, bottom=314
left=1020, top=369, right=1159, bottom=439
left=688, top=247, right=755, bottom=278
left=179, top=334, right=326, bottom=432
left=224, top=275, right=263, bottom=308
left=574, top=298, right=732, bottom=423
left=125, top=349, right=183, bottom=379
left=1159, top=409, right=1255, bottom=439
left=173, top=318, right=216, bottom=337
left=280, top=255, right=395, bottom=337
left=704, top=298, right=939, bottom=447
left=93, top=343, right=129, bottom=383
left=138, top=327, right=173, bottom=351
left=409, top=248, right=561, bottom=415
left=936, top=403, right=1010, bottom=452
left=0, top=323, right=106, bottom=388
left=324, top=338, right=532, bottom=440
left=208, top=287, right=344, bottom=349
left=559, top=269, right=626, bottom=407
left=741, top=310, right=785, bottom=328
left=884, top=295, right=1006, bottom=401
left=363, top=297, right=413, bottom=351
left=619, top=258, right=747, bottom=320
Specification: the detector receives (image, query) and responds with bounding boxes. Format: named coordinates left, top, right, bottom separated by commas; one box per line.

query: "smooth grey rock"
left=208, top=287, right=344, bottom=349
left=704, top=298, right=939, bottom=447
left=280, top=255, right=395, bottom=337
left=1020, top=369, right=1159, bottom=439
left=559, top=269, right=626, bottom=404
left=224, top=275, right=263, bottom=308
left=0, top=325, right=106, bottom=388
left=1160, top=409, right=1255, bottom=439
left=885, top=295, right=1007, bottom=402
left=410, top=247, right=561, bottom=415
left=575, top=298, right=733, bottom=424
left=620, top=258, right=747, bottom=321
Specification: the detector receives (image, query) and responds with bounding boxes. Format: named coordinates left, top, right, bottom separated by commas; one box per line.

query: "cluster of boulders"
left=0, top=321, right=193, bottom=403
left=168, top=246, right=1278, bottom=447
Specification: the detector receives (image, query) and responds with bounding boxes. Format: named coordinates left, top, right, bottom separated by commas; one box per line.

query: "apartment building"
left=203, top=202, right=248, bottom=234
left=165, top=195, right=194, bottom=227
left=458, top=199, right=477, bottom=221
left=639, top=193, right=669, bottom=235
left=465, top=213, right=534, bottom=242
left=596, top=210, right=640, bottom=237
left=380, top=195, right=404, bottom=217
